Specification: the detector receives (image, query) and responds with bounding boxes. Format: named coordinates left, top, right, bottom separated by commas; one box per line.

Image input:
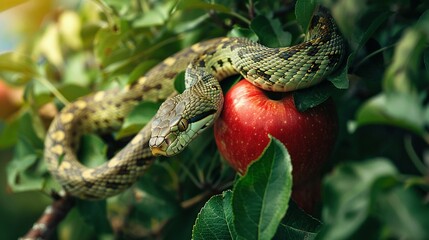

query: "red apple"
left=214, top=80, right=338, bottom=213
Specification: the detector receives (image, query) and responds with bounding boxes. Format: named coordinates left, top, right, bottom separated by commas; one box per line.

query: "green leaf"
left=417, top=9, right=429, bottom=26
left=356, top=93, right=425, bottom=135
left=424, top=48, right=429, bottom=75
left=174, top=71, right=186, bottom=94
left=250, top=15, right=291, bottom=48
left=355, top=12, right=429, bottom=138
left=273, top=201, right=321, bottom=239
left=191, top=138, right=293, bottom=239
left=127, top=60, right=159, bottom=85
left=117, top=101, right=162, bottom=138
left=164, top=202, right=208, bottom=240
left=133, top=1, right=175, bottom=28
left=0, top=52, right=37, bottom=77
left=78, top=134, right=108, bottom=168
left=58, top=208, right=96, bottom=239
left=76, top=200, right=112, bottom=234
left=58, top=84, right=91, bottom=102
left=319, top=158, right=429, bottom=239
left=134, top=175, right=181, bottom=221
left=16, top=111, right=44, bottom=149
left=275, top=223, right=318, bottom=240
left=0, top=118, right=20, bottom=148
left=295, top=0, right=317, bottom=31
left=63, top=53, right=96, bottom=87
left=6, top=111, right=46, bottom=192
left=172, top=14, right=210, bottom=34
left=383, top=27, right=427, bottom=94
left=228, top=27, right=258, bottom=42
left=6, top=144, right=43, bottom=191
left=372, top=178, right=429, bottom=239
left=318, top=159, right=397, bottom=239
left=293, top=81, right=335, bottom=112
left=176, top=0, right=230, bottom=13
left=327, top=64, right=348, bottom=89
left=0, top=52, right=38, bottom=84
left=31, top=78, right=53, bottom=107
left=93, top=27, right=124, bottom=67
left=192, top=190, right=236, bottom=240
left=223, top=190, right=236, bottom=239
left=6, top=149, right=42, bottom=192
left=232, top=137, right=292, bottom=240
left=425, top=105, right=429, bottom=127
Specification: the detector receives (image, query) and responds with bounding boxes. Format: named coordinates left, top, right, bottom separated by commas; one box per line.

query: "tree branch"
left=20, top=193, right=75, bottom=240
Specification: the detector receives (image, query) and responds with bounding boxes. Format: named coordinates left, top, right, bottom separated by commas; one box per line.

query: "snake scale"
left=44, top=6, right=345, bottom=199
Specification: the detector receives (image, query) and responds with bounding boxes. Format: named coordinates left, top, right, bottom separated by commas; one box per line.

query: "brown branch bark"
left=20, top=193, right=75, bottom=240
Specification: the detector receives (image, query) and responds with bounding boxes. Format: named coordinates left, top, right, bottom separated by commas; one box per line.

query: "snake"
left=44, top=6, right=345, bottom=200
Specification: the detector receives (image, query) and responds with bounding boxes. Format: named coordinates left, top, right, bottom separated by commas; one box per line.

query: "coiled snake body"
left=44, top=7, right=345, bottom=199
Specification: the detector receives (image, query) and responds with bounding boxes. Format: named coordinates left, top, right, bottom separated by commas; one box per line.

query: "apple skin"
left=214, top=80, right=338, bottom=212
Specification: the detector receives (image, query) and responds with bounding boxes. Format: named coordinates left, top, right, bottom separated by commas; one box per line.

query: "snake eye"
left=178, top=118, right=188, bottom=132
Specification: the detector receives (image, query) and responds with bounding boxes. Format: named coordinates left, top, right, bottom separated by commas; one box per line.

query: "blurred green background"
left=1, top=0, right=429, bottom=239
left=0, top=1, right=56, bottom=238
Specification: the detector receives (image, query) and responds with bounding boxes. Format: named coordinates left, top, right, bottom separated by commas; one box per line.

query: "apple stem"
left=263, top=90, right=288, bottom=101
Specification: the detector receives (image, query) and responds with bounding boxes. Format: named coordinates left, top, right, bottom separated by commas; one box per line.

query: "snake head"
left=149, top=81, right=223, bottom=156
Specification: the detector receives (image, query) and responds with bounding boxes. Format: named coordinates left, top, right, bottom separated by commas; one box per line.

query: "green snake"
left=44, top=6, right=345, bottom=199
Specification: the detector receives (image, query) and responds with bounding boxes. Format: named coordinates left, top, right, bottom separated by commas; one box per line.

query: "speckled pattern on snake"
left=44, top=6, right=345, bottom=199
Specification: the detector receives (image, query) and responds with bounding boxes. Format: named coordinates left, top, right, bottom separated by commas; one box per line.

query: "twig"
left=36, top=76, right=70, bottom=106
left=247, top=0, right=255, bottom=19
left=404, top=136, right=428, bottom=175
left=181, top=190, right=214, bottom=209
left=352, top=43, right=396, bottom=72
left=20, top=193, right=75, bottom=240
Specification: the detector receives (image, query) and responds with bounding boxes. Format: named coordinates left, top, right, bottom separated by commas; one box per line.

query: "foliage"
left=0, top=0, right=429, bottom=239
left=193, top=138, right=292, bottom=240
